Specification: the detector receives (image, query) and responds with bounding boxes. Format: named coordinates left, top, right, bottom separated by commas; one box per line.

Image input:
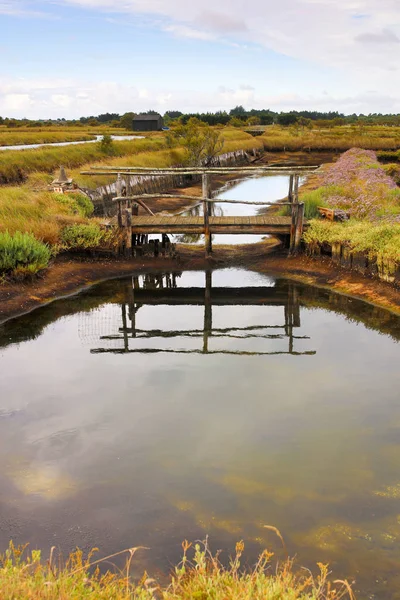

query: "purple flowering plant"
left=313, top=148, right=400, bottom=222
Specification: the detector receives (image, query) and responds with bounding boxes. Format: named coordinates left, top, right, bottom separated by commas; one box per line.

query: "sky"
left=0, top=0, right=399, bottom=118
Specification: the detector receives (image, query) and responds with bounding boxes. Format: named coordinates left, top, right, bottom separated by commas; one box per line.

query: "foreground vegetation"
left=302, top=149, right=400, bottom=267
left=0, top=127, right=262, bottom=276
left=0, top=540, right=354, bottom=599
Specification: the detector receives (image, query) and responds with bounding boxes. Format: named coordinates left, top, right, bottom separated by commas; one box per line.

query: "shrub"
left=53, top=193, right=94, bottom=217
left=60, top=223, right=110, bottom=250
left=0, top=231, right=51, bottom=275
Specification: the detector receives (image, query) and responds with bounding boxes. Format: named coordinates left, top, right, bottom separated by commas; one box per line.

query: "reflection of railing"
left=90, top=272, right=316, bottom=357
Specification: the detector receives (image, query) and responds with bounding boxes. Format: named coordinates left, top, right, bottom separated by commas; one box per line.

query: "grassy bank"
left=0, top=128, right=263, bottom=185
left=0, top=129, right=262, bottom=277
left=260, top=125, right=400, bottom=152
left=301, top=149, right=400, bottom=268
left=0, top=540, right=353, bottom=599
left=0, top=131, right=96, bottom=147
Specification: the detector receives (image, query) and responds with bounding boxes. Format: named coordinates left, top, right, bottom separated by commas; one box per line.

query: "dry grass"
left=0, top=187, right=89, bottom=245
left=260, top=125, right=400, bottom=152
left=0, top=131, right=96, bottom=147
left=0, top=539, right=355, bottom=600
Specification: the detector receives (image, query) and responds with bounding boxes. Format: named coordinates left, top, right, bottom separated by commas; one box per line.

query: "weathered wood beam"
left=113, top=194, right=292, bottom=206
left=87, top=165, right=318, bottom=172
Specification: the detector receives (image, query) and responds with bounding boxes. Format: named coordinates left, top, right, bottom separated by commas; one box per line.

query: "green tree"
left=98, top=134, right=115, bottom=155
left=120, top=112, right=136, bottom=130
left=166, top=117, right=223, bottom=166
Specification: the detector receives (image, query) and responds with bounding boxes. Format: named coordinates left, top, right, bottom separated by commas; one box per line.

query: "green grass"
left=304, top=219, right=400, bottom=262
left=0, top=231, right=51, bottom=276
left=61, top=223, right=115, bottom=251
left=0, top=187, right=92, bottom=245
left=0, top=131, right=96, bottom=147
left=0, top=540, right=354, bottom=600
left=0, top=128, right=260, bottom=186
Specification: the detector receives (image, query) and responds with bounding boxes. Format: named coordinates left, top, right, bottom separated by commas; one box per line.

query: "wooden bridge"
left=81, top=165, right=318, bottom=256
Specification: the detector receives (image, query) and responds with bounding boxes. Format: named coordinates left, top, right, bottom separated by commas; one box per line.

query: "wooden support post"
left=116, top=173, right=122, bottom=196
left=293, top=174, right=299, bottom=203
left=288, top=174, right=294, bottom=203
left=202, top=173, right=212, bottom=256
left=294, top=202, right=305, bottom=253
left=125, top=208, right=132, bottom=258
left=289, top=202, right=298, bottom=253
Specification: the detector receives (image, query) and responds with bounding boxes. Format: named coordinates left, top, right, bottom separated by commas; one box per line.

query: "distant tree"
left=277, top=113, right=298, bottom=126
left=229, top=117, right=244, bottom=127
left=120, top=112, right=136, bottom=130
left=246, top=116, right=261, bottom=126
left=229, top=105, right=246, bottom=117
left=164, top=111, right=183, bottom=119
left=97, top=113, right=120, bottom=123
left=166, top=117, right=223, bottom=166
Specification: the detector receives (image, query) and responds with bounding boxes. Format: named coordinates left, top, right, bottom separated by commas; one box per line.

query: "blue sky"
left=0, top=0, right=399, bottom=118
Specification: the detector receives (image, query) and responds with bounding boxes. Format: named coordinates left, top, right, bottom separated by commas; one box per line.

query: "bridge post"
left=202, top=173, right=212, bottom=256
left=288, top=174, right=294, bottom=203
left=294, top=202, right=305, bottom=252
left=289, top=175, right=302, bottom=254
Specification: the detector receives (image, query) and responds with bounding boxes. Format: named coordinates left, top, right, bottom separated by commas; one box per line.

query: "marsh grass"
left=0, top=231, right=51, bottom=276
left=304, top=220, right=400, bottom=262
left=0, top=539, right=354, bottom=600
left=260, top=125, right=400, bottom=152
left=0, top=188, right=90, bottom=245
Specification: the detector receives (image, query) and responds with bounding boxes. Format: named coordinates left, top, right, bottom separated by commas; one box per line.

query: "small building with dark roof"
left=133, top=113, right=164, bottom=132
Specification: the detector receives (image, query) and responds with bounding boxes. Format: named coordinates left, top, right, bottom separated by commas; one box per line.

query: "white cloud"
left=0, top=0, right=57, bottom=18
left=57, top=0, right=400, bottom=76
left=1, top=77, right=399, bottom=119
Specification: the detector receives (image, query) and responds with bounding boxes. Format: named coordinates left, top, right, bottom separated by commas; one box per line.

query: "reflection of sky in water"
left=0, top=268, right=400, bottom=597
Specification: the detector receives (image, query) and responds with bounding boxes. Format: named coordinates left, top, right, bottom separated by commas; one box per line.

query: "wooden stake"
left=202, top=173, right=212, bottom=256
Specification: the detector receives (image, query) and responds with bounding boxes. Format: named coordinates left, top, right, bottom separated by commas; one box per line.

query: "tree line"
left=1, top=106, right=400, bottom=128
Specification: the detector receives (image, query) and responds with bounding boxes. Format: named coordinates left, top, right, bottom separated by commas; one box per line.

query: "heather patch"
left=308, top=148, right=400, bottom=221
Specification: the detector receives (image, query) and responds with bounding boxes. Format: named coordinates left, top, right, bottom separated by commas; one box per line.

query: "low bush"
left=304, top=219, right=400, bottom=261
left=53, top=193, right=94, bottom=218
left=0, top=231, right=51, bottom=275
left=60, top=223, right=112, bottom=250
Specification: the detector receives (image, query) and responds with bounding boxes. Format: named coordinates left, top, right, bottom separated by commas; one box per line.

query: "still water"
left=1, top=268, right=400, bottom=597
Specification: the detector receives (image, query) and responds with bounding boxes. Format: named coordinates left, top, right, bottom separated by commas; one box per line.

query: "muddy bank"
left=1, top=241, right=400, bottom=325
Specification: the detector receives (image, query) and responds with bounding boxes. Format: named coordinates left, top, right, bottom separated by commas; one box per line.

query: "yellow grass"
left=0, top=540, right=354, bottom=600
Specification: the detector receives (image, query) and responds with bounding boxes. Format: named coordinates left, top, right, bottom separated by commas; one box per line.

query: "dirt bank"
left=1, top=241, right=400, bottom=325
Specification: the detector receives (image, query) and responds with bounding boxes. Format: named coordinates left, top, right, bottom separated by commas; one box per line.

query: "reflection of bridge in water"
left=90, top=272, right=316, bottom=357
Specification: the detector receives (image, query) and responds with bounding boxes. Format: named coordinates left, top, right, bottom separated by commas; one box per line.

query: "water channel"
left=0, top=175, right=400, bottom=597
left=0, top=134, right=143, bottom=152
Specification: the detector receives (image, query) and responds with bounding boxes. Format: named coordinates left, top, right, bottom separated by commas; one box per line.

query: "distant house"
left=133, top=113, right=164, bottom=132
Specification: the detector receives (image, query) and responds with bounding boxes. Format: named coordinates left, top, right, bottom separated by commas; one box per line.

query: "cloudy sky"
left=0, top=0, right=399, bottom=118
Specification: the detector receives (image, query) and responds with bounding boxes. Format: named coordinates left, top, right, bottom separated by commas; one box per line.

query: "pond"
left=1, top=267, right=400, bottom=598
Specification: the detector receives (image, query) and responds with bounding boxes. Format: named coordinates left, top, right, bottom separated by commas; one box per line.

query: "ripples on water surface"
left=1, top=268, right=400, bottom=597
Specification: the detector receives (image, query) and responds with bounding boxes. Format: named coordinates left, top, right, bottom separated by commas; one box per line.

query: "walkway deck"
left=130, top=214, right=293, bottom=235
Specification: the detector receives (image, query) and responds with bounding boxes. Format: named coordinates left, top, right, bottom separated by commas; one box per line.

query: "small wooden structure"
left=133, top=114, right=164, bottom=132
left=81, top=165, right=317, bottom=257
left=50, top=166, right=78, bottom=193
left=318, top=206, right=350, bottom=222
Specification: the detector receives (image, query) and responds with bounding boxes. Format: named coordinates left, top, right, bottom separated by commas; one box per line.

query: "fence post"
left=294, top=202, right=305, bottom=253
left=202, top=173, right=212, bottom=256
